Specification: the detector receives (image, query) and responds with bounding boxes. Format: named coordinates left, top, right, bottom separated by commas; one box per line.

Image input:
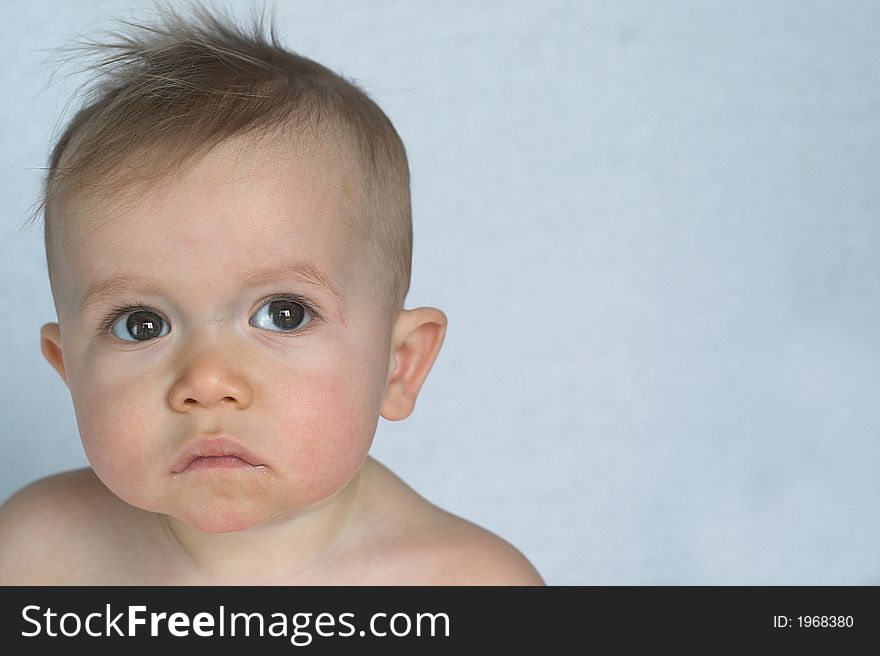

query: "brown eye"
left=111, top=310, right=169, bottom=342
left=250, top=298, right=312, bottom=333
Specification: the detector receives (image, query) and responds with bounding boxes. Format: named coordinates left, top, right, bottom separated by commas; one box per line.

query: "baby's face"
left=46, top=135, right=394, bottom=532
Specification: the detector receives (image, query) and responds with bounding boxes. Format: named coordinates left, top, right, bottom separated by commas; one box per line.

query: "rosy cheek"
left=273, top=369, right=377, bottom=498
left=71, top=377, right=158, bottom=500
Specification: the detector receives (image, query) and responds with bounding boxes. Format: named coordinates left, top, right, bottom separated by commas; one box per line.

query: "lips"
left=171, top=436, right=266, bottom=474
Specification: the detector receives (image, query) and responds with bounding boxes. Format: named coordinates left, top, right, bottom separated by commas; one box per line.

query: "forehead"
left=52, top=135, right=367, bottom=311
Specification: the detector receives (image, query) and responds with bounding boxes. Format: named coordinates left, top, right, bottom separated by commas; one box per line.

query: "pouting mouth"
left=171, top=436, right=265, bottom=474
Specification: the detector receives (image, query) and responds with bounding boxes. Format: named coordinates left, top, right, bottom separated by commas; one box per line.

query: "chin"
left=171, top=501, right=272, bottom=534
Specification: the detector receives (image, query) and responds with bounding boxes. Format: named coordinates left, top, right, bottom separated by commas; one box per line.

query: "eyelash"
left=97, top=293, right=323, bottom=339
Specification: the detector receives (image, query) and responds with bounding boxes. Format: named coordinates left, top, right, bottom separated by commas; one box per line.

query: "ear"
left=40, top=322, right=68, bottom=385
left=380, top=307, right=447, bottom=421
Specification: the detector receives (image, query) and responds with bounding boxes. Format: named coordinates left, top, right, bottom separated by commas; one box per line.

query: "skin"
left=0, top=133, right=543, bottom=585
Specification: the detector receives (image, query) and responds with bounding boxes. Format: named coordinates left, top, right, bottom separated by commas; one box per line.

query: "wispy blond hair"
left=33, top=0, right=412, bottom=310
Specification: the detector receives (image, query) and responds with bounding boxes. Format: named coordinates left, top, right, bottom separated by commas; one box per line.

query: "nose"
left=168, top=353, right=253, bottom=412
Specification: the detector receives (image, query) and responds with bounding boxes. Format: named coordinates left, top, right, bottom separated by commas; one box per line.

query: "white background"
left=1, top=0, right=879, bottom=584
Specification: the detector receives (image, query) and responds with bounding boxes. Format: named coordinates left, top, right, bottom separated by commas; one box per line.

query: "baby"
left=0, top=4, right=542, bottom=585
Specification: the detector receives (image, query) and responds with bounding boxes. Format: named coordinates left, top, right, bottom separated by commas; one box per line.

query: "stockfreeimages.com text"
left=21, top=604, right=450, bottom=646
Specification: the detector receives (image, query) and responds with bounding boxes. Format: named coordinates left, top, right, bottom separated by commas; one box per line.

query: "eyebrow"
left=79, top=259, right=346, bottom=314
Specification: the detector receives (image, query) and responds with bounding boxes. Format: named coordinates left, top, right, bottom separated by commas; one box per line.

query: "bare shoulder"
left=357, top=459, right=544, bottom=586
left=0, top=468, right=130, bottom=584
left=415, top=510, right=545, bottom=586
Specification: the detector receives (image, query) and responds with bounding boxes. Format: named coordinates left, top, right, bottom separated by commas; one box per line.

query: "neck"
left=158, top=463, right=367, bottom=583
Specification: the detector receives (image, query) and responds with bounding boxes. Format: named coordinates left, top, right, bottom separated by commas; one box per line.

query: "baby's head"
left=36, top=5, right=446, bottom=532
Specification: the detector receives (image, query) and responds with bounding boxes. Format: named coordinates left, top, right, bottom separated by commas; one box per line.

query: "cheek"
left=68, top=361, right=165, bottom=507
left=270, top=363, right=383, bottom=501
